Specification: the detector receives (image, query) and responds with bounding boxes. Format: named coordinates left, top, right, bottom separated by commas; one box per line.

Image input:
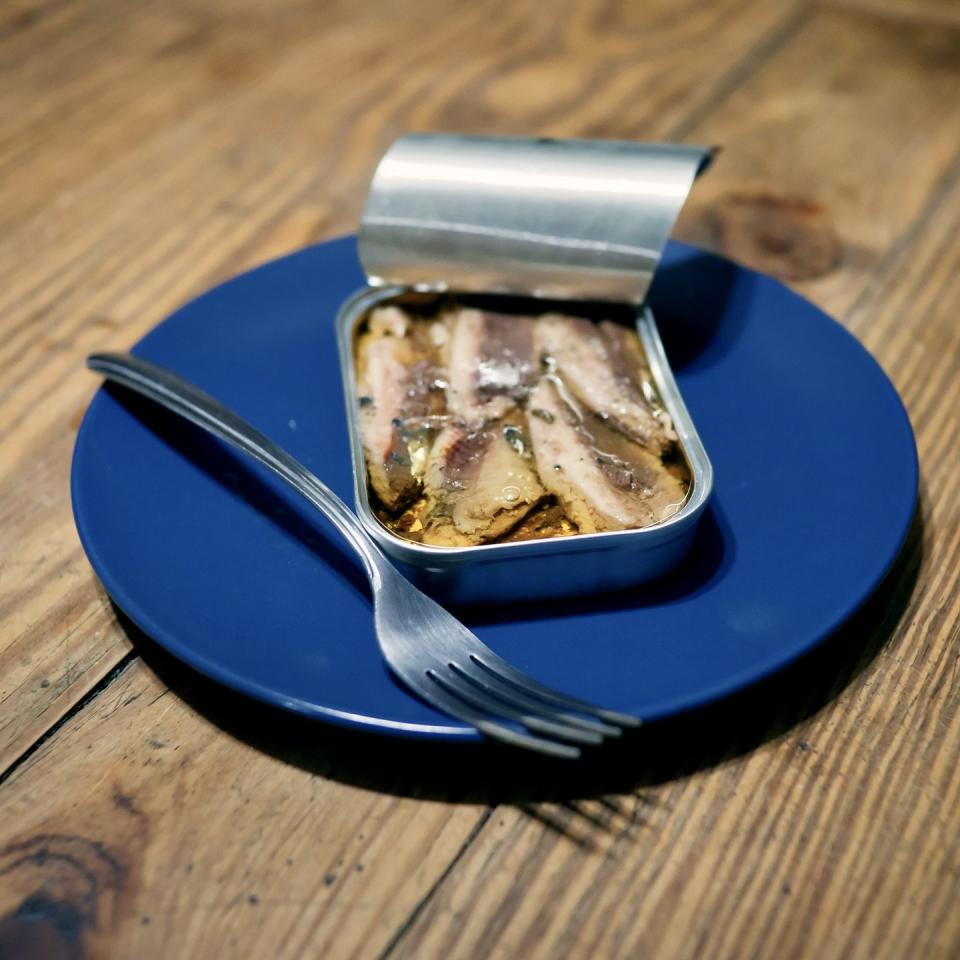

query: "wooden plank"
left=0, top=657, right=488, bottom=958
left=673, top=5, right=960, bottom=317
left=0, top=0, right=804, bottom=770
left=0, top=0, right=803, bottom=234
left=0, top=0, right=484, bottom=233
left=381, top=105, right=960, bottom=960
left=3, top=2, right=959, bottom=957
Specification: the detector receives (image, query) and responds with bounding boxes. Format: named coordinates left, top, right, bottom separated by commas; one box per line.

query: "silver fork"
left=87, top=352, right=640, bottom=758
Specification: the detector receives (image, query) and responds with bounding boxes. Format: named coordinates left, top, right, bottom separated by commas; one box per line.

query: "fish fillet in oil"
left=526, top=378, right=686, bottom=533
left=355, top=309, right=443, bottom=510
left=446, top=309, right=537, bottom=424
left=535, top=314, right=671, bottom=454
left=420, top=418, right=545, bottom=546
left=419, top=309, right=543, bottom=543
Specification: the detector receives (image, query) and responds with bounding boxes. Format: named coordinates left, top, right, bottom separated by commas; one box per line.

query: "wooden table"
left=2, top=1, right=958, bottom=957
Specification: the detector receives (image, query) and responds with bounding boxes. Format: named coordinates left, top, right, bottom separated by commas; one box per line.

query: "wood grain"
left=673, top=5, right=960, bottom=315
left=1, top=0, right=959, bottom=958
left=0, top=657, right=488, bottom=958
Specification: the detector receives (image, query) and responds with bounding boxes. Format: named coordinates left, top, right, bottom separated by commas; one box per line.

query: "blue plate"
left=71, top=238, right=918, bottom=740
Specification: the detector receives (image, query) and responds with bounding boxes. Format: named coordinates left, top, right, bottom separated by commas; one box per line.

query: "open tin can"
left=336, top=134, right=714, bottom=603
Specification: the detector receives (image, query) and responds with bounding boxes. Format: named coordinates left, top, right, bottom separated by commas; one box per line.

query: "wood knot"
left=689, top=191, right=842, bottom=282
left=0, top=835, right=128, bottom=959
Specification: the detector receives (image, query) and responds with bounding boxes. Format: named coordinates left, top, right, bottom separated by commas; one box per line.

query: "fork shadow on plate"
left=115, top=493, right=923, bottom=839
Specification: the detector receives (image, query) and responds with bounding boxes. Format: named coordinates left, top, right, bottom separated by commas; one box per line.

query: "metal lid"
left=358, top=134, right=713, bottom=304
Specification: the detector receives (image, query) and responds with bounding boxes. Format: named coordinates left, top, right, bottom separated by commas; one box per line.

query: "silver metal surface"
left=359, top=134, right=712, bottom=304
left=87, top=351, right=641, bottom=757
left=336, top=288, right=713, bottom=604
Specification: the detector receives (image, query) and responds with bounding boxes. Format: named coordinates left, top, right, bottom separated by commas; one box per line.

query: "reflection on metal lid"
left=359, top=134, right=713, bottom=304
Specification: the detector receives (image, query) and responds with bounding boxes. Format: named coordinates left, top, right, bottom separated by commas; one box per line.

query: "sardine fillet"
left=535, top=314, right=668, bottom=454
left=527, top=379, right=685, bottom=533
left=421, top=422, right=544, bottom=546
left=356, top=334, right=430, bottom=510
left=446, top=308, right=535, bottom=424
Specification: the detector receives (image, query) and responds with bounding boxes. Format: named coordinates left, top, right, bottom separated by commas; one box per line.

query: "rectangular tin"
left=337, top=134, right=714, bottom=603
left=336, top=287, right=712, bottom=604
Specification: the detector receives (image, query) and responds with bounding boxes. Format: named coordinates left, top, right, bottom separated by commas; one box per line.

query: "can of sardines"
left=336, top=134, right=714, bottom=603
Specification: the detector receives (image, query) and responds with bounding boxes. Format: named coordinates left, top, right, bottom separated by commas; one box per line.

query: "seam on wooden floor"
left=377, top=806, right=495, bottom=960
left=667, top=2, right=812, bottom=142
left=0, top=650, right=138, bottom=788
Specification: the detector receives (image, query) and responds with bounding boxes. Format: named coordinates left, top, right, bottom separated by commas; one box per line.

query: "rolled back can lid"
left=358, top=134, right=713, bottom=304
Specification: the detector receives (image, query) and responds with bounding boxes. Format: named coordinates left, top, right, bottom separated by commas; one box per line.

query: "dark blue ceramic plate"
left=71, top=238, right=918, bottom=740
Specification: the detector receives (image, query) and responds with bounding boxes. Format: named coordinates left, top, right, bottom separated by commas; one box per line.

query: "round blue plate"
left=71, top=238, right=918, bottom=741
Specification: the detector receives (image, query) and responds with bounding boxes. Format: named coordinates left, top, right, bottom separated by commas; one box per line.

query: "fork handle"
left=86, top=352, right=387, bottom=588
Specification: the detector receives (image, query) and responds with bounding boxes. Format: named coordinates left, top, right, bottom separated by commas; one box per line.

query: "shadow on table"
left=117, top=496, right=924, bottom=822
